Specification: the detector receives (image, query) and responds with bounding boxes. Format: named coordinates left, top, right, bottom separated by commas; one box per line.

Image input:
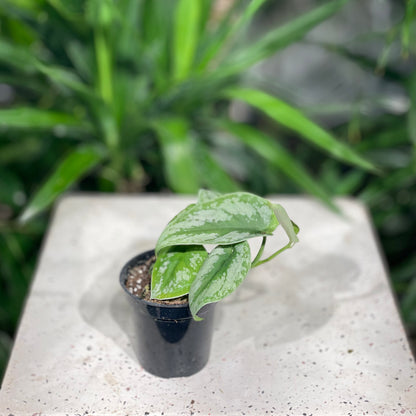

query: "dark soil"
left=124, top=255, right=188, bottom=305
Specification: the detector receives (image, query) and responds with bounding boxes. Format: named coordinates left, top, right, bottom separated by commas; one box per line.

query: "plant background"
left=0, top=0, right=415, bottom=380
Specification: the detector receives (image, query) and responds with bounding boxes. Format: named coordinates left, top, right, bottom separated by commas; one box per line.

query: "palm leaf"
left=152, top=118, right=200, bottom=193
left=219, top=120, right=337, bottom=211
left=0, top=39, right=38, bottom=73
left=19, top=144, right=106, bottom=223
left=220, top=0, right=349, bottom=76
left=0, top=107, right=86, bottom=129
left=225, top=87, right=378, bottom=172
left=173, top=0, right=202, bottom=81
left=197, top=0, right=268, bottom=71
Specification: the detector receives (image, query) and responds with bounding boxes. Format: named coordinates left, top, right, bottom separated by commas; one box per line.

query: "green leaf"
left=197, top=0, right=268, bottom=71
left=195, top=0, right=241, bottom=70
left=117, top=0, right=143, bottom=60
left=189, top=241, right=251, bottom=320
left=220, top=0, right=348, bottom=76
left=225, top=87, right=378, bottom=172
left=36, top=62, right=93, bottom=97
left=0, top=38, right=93, bottom=99
left=66, top=41, right=93, bottom=81
left=151, top=245, right=208, bottom=300
left=94, top=27, right=114, bottom=104
left=317, top=41, right=404, bottom=83
left=0, top=39, right=37, bottom=74
left=219, top=120, right=338, bottom=211
left=156, top=192, right=279, bottom=253
left=173, top=0, right=201, bottom=81
left=230, top=0, right=269, bottom=37
left=0, top=37, right=92, bottom=96
left=0, top=108, right=84, bottom=129
left=1, top=0, right=45, bottom=12
left=152, top=118, right=200, bottom=193
left=19, top=144, right=106, bottom=223
left=48, top=0, right=85, bottom=23
left=92, top=100, right=119, bottom=149
left=141, top=0, right=175, bottom=78
left=85, top=0, right=117, bottom=28
left=5, top=13, right=37, bottom=46
left=196, top=0, right=214, bottom=36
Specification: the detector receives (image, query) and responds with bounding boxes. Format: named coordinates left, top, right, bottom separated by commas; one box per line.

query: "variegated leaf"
left=155, top=192, right=278, bottom=253
left=189, top=241, right=251, bottom=320
left=151, top=245, right=208, bottom=300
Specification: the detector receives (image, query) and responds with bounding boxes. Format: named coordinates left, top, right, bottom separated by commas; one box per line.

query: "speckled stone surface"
left=0, top=194, right=415, bottom=416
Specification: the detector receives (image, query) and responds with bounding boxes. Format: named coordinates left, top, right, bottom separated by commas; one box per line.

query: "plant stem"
left=251, top=241, right=293, bottom=268
left=251, top=236, right=267, bottom=268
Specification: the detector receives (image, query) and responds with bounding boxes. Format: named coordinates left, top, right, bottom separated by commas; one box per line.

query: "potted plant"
left=119, top=190, right=299, bottom=378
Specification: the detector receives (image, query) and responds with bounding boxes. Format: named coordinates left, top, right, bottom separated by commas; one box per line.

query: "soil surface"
left=124, top=255, right=188, bottom=305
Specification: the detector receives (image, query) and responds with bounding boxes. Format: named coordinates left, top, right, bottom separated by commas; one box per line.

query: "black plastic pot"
left=119, top=250, right=216, bottom=378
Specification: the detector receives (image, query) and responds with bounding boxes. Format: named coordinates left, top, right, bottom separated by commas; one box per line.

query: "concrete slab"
left=0, top=194, right=415, bottom=415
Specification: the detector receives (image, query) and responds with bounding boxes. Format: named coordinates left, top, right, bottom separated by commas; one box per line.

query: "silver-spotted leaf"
left=151, top=245, right=208, bottom=300
left=155, top=192, right=278, bottom=253
left=189, top=241, right=251, bottom=320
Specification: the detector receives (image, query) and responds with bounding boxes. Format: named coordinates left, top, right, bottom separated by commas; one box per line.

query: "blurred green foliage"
left=0, top=0, right=415, bottom=380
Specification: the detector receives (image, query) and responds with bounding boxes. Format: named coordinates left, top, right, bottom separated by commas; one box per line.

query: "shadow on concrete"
left=213, top=251, right=363, bottom=351
left=79, top=247, right=369, bottom=359
left=79, top=244, right=154, bottom=361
